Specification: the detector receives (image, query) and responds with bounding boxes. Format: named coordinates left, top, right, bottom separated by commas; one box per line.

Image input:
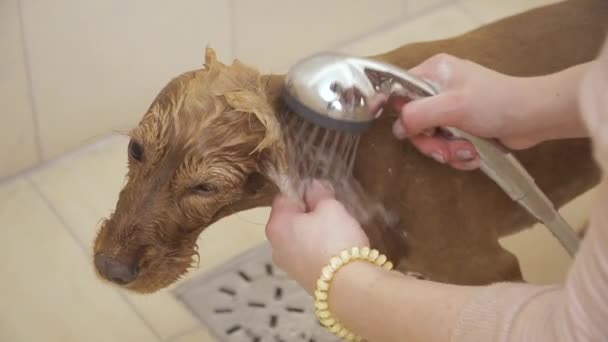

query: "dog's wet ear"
left=203, top=46, right=226, bottom=69
left=223, top=89, right=282, bottom=154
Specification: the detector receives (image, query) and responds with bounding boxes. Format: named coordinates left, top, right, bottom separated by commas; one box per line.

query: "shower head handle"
left=283, top=52, right=439, bottom=132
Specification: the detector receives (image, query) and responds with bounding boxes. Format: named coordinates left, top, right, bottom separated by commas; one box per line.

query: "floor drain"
left=173, top=242, right=341, bottom=341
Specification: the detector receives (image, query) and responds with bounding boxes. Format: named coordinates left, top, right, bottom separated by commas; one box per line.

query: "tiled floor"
left=0, top=1, right=585, bottom=341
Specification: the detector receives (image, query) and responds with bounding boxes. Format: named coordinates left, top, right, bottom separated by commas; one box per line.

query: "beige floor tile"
left=171, top=328, right=216, bottom=342
left=499, top=189, right=596, bottom=284
left=123, top=290, right=201, bottom=340
left=236, top=207, right=272, bottom=226
left=406, top=0, right=450, bottom=14
left=29, top=136, right=198, bottom=339
left=122, top=206, right=268, bottom=339
left=558, top=188, right=597, bottom=233
left=181, top=214, right=269, bottom=283
left=460, top=0, right=561, bottom=23
left=0, top=178, right=158, bottom=342
left=233, top=0, right=405, bottom=73
left=500, top=223, right=572, bottom=284
left=0, top=0, right=39, bottom=178
left=339, top=5, right=479, bottom=57
left=29, top=135, right=130, bottom=247
left=20, top=0, right=232, bottom=160
left=29, top=135, right=268, bottom=339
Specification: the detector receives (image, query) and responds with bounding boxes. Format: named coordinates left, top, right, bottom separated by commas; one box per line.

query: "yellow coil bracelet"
left=313, top=246, right=394, bottom=341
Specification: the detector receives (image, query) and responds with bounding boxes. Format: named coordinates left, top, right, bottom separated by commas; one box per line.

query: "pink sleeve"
left=450, top=39, right=608, bottom=342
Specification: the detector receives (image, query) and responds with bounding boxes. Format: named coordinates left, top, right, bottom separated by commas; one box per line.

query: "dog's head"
left=93, top=48, right=284, bottom=293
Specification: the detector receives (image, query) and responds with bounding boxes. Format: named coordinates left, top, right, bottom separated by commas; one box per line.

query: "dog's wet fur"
left=94, top=0, right=608, bottom=293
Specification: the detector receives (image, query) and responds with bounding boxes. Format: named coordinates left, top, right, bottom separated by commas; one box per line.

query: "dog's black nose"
left=94, top=253, right=138, bottom=285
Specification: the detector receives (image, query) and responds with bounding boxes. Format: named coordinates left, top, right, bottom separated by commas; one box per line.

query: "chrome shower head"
left=281, top=52, right=438, bottom=133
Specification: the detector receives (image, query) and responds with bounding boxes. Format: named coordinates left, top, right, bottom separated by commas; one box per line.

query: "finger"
left=407, top=55, right=442, bottom=80
left=407, top=53, right=459, bottom=89
left=367, top=93, right=389, bottom=118
left=303, top=180, right=336, bottom=212
left=387, top=94, right=413, bottom=114
left=265, top=194, right=303, bottom=242
left=445, top=139, right=478, bottom=165
left=500, top=136, right=537, bottom=150
left=409, top=135, right=450, bottom=164
left=409, top=136, right=479, bottom=168
left=269, top=194, right=304, bottom=217
left=450, top=159, right=480, bottom=171
left=398, top=91, right=465, bottom=136
left=445, top=139, right=480, bottom=170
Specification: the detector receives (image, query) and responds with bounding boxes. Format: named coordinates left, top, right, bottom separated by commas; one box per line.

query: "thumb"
left=303, top=180, right=336, bottom=212
left=407, top=64, right=438, bottom=87
left=266, top=194, right=304, bottom=242
left=398, top=91, right=464, bottom=136
left=407, top=53, right=460, bottom=90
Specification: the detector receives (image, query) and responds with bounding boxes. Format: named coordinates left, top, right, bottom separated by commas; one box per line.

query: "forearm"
left=328, top=261, right=478, bottom=342
left=511, top=62, right=593, bottom=143
left=328, top=234, right=607, bottom=342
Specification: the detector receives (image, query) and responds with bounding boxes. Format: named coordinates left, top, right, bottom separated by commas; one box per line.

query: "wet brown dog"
left=94, top=0, right=608, bottom=293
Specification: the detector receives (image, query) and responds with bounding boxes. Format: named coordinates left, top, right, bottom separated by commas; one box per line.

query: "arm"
left=266, top=40, right=608, bottom=342
left=326, top=188, right=608, bottom=342
left=511, top=62, right=592, bottom=144
left=266, top=161, right=608, bottom=342
left=328, top=54, right=608, bottom=341
left=327, top=261, right=477, bottom=342
left=392, top=56, right=594, bottom=170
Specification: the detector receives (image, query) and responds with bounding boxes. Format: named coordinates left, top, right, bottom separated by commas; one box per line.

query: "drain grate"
left=173, top=242, right=341, bottom=342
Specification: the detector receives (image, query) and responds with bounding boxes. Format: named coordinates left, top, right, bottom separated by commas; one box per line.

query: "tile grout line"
left=330, top=0, right=454, bottom=52
left=26, top=177, right=164, bottom=342
left=0, top=133, right=120, bottom=187
left=228, top=0, right=237, bottom=62
left=455, top=0, right=487, bottom=25
left=272, top=0, right=454, bottom=73
left=5, top=0, right=452, bottom=186
left=164, top=324, right=204, bottom=342
left=402, top=0, right=410, bottom=17
left=115, top=291, right=164, bottom=342
left=26, top=178, right=89, bottom=257
left=16, top=0, right=43, bottom=163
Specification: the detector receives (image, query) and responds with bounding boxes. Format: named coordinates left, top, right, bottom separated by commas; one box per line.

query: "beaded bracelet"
left=313, top=246, right=394, bottom=341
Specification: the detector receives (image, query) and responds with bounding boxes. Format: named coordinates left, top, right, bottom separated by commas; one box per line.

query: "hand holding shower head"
left=282, top=52, right=580, bottom=256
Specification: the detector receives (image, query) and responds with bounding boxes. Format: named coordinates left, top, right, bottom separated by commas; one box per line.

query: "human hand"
left=265, top=181, right=370, bottom=294
left=392, top=53, right=542, bottom=170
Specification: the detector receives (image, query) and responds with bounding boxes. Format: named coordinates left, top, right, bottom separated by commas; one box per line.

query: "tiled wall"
left=2, top=0, right=456, bottom=180
left=1, top=0, right=560, bottom=180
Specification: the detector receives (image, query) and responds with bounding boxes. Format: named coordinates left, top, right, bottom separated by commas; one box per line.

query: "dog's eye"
left=192, top=183, right=217, bottom=196
left=128, top=140, right=144, bottom=162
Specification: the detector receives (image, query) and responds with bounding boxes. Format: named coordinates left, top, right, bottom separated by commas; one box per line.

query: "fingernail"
left=392, top=121, right=408, bottom=139
left=456, top=150, right=474, bottom=161
left=460, top=160, right=480, bottom=170
left=422, top=128, right=436, bottom=137
left=430, top=152, right=446, bottom=164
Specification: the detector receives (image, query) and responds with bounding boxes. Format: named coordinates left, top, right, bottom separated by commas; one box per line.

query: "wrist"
left=509, top=64, right=590, bottom=145
left=329, top=260, right=387, bottom=307
left=313, top=247, right=394, bottom=340
left=311, top=238, right=371, bottom=293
